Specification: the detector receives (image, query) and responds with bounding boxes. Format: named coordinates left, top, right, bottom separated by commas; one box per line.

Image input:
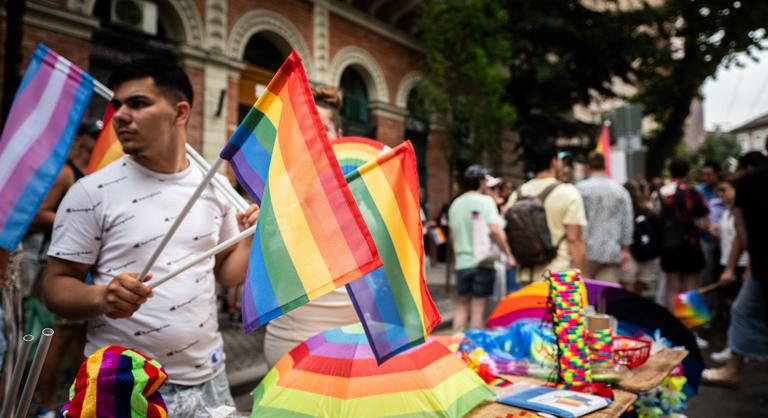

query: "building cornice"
left=323, top=0, right=425, bottom=54
left=24, top=1, right=99, bottom=40
left=370, top=100, right=407, bottom=122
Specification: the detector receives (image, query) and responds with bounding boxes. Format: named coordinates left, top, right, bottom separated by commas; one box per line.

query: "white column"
left=313, top=0, right=331, bottom=85
left=202, top=61, right=230, bottom=160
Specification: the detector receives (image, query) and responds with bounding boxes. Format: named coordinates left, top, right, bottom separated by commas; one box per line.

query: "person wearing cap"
left=448, top=165, right=515, bottom=331
left=24, top=120, right=99, bottom=418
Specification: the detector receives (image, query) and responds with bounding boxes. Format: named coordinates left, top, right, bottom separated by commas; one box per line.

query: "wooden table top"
left=465, top=376, right=637, bottom=418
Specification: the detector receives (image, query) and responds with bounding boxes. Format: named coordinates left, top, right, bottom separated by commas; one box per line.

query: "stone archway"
left=395, top=71, right=424, bottom=109
left=329, top=46, right=389, bottom=104
left=227, top=9, right=313, bottom=77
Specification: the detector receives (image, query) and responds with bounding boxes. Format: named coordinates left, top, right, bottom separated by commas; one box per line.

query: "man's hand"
left=719, top=268, right=736, bottom=286
left=505, top=253, right=517, bottom=270
left=99, top=273, right=153, bottom=319
left=620, top=248, right=631, bottom=272
left=236, top=204, right=259, bottom=231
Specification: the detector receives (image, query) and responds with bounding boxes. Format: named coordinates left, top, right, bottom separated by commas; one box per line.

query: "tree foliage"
left=632, top=0, right=768, bottom=176
left=686, top=132, right=742, bottom=171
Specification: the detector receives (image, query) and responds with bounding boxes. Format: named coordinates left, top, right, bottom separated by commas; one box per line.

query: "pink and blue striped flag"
left=0, top=44, right=94, bottom=250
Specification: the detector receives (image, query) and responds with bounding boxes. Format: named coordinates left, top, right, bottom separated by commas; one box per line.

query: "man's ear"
left=174, top=101, right=191, bottom=126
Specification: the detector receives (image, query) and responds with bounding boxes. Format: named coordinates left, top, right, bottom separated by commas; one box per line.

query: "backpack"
left=630, top=212, right=661, bottom=261
left=657, top=189, right=689, bottom=254
left=504, top=182, right=562, bottom=267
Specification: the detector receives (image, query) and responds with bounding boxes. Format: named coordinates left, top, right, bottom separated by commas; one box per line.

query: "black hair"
left=737, top=151, right=767, bottom=171
left=702, top=159, right=722, bottom=174
left=107, top=58, right=194, bottom=107
left=527, top=140, right=558, bottom=174
left=587, top=151, right=605, bottom=171
left=460, top=176, right=482, bottom=192
left=77, top=120, right=100, bottom=138
left=668, top=158, right=690, bottom=179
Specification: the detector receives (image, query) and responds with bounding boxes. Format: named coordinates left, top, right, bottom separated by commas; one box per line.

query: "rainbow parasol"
left=251, top=323, right=493, bottom=417
left=487, top=281, right=588, bottom=328
left=330, top=136, right=389, bottom=174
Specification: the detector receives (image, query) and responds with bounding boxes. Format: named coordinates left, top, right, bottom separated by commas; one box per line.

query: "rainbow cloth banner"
left=345, top=141, right=441, bottom=363
left=0, top=44, right=94, bottom=251
left=85, top=102, right=123, bottom=174
left=220, top=51, right=382, bottom=331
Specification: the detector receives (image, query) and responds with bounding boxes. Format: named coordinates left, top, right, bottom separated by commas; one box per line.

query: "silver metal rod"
left=185, top=144, right=248, bottom=211
left=92, top=80, right=113, bottom=101
left=138, top=158, right=225, bottom=280
left=149, top=224, right=257, bottom=290
left=14, top=329, right=53, bottom=418
left=0, top=335, right=33, bottom=418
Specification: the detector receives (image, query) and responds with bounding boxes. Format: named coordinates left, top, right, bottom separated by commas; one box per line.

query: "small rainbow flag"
left=595, top=122, right=611, bottom=177
left=429, top=226, right=447, bottom=246
left=221, top=51, right=382, bottom=331
left=674, top=290, right=711, bottom=328
left=60, top=345, right=168, bottom=418
left=85, top=102, right=123, bottom=174
left=0, top=44, right=94, bottom=251
left=345, top=141, right=441, bottom=363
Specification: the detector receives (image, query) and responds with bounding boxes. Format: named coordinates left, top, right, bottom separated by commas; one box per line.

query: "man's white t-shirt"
left=48, top=156, right=239, bottom=385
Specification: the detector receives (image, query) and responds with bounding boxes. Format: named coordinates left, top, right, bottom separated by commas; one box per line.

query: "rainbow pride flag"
left=595, top=122, right=611, bottom=178
left=221, top=51, right=382, bottom=331
left=85, top=102, right=123, bottom=174
left=0, top=44, right=94, bottom=251
left=345, top=141, right=441, bottom=363
left=674, top=290, right=711, bottom=328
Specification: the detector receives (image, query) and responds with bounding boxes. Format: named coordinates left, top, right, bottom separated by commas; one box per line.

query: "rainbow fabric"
left=487, top=280, right=588, bottom=328
left=85, top=102, right=123, bottom=174
left=220, top=51, right=381, bottom=331
left=595, top=122, right=612, bottom=177
left=60, top=345, right=168, bottom=418
left=588, top=328, right=613, bottom=368
left=674, top=290, right=712, bottom=328
left=344, top=141, right=442, bottom=363
left=251, top=323, right=492, bottom=417
left=330, top=136, right=389, bottom=175
left=0, top=44, right=94, bottom=251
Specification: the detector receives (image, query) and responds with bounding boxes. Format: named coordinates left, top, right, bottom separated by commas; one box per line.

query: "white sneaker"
left=694, top=333, right=710, bottom=350
left=710, top=347, right=732, bottom=363
left=34, top=409, right=55, bottom=418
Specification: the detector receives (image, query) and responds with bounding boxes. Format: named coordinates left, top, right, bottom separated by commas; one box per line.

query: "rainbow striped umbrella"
left=487, top=281, right=588, bottom=328
left=251, top=323, right=493, bottom=417
left=330, top=136, right=389, bottom=174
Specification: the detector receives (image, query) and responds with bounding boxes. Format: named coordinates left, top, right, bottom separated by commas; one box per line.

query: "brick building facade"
left=0, top=0, right=452, bottom=218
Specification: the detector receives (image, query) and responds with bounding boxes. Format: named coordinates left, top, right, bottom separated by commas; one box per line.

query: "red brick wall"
left=371, top=114, right=404, bottom=147
left=227, top=75, right=240, bottom=134
left=21, top=24, right=91, bottom=71
left=193, top=0, right=206, bottom=24
left=329, top=14, right=422, bottom=105
left=427, top=128, right=452, bottom=219
left=227, top=0, right=313, bottom=55
left=184, top=66, right=204, bottom=152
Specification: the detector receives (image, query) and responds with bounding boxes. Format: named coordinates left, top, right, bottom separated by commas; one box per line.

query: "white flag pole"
left=137, top=158, right=225, bottom=281
left=185, top=144, right=249, bottom=211
left=149, top=224, right=257, bottom=289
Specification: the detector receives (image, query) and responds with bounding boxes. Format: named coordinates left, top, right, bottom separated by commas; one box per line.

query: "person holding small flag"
left=42, top=59, right=258, bottom=416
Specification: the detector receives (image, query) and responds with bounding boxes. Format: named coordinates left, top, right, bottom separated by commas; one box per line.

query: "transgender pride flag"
left=0, top=44, right=94, bottom=250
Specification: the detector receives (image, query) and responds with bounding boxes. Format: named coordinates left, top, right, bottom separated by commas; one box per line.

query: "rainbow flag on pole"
left=0, top=44, right=94, bottom=251
left=345, top=141, right=441, bottom=363
left=221, top=51, right=382, bottom=331
left=85, top=102, right=123, bottom=174
left=596, top=122, right=612, bottom=178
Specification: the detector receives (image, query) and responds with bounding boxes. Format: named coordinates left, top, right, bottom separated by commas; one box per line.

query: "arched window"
left=405, top=88, right=429, bottom=200
left=239, top=33, right=290, bottom=122
left=339, top=67, right=374, bottom=137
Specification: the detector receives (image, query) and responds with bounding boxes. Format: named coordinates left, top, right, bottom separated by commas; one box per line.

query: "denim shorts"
left=456, top=267, right=496, bottom=297
left=728, top=276, right=768, bottom=358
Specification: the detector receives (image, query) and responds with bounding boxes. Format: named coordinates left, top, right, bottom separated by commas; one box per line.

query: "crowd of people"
left=0, top=56, right=766, bottom=416
left=442, top=140, right=768, bottom=389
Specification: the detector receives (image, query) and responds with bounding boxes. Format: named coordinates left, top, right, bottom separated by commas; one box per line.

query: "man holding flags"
left=42, top=59, right=258, bottom=415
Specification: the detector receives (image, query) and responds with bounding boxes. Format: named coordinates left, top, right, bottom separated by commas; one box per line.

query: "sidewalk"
left=223, top=262, right=458, bottom=403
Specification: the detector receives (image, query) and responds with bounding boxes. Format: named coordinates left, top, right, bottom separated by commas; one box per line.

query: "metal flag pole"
left=14, top=328, right=54, bottom=418
left=137, top=158, right=226, bottom=281
left=0, top=334, right=33, bottom=418
left=185, top=144, right=249, bottom=211
left=149, top=224, right=257, bottom=289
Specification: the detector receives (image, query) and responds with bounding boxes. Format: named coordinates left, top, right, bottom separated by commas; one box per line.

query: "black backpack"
left=657, top=189, right=689, bottom=254
left=504, top=182, right=562, bottom=267
left=630, top=212, right=661, bottom=262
